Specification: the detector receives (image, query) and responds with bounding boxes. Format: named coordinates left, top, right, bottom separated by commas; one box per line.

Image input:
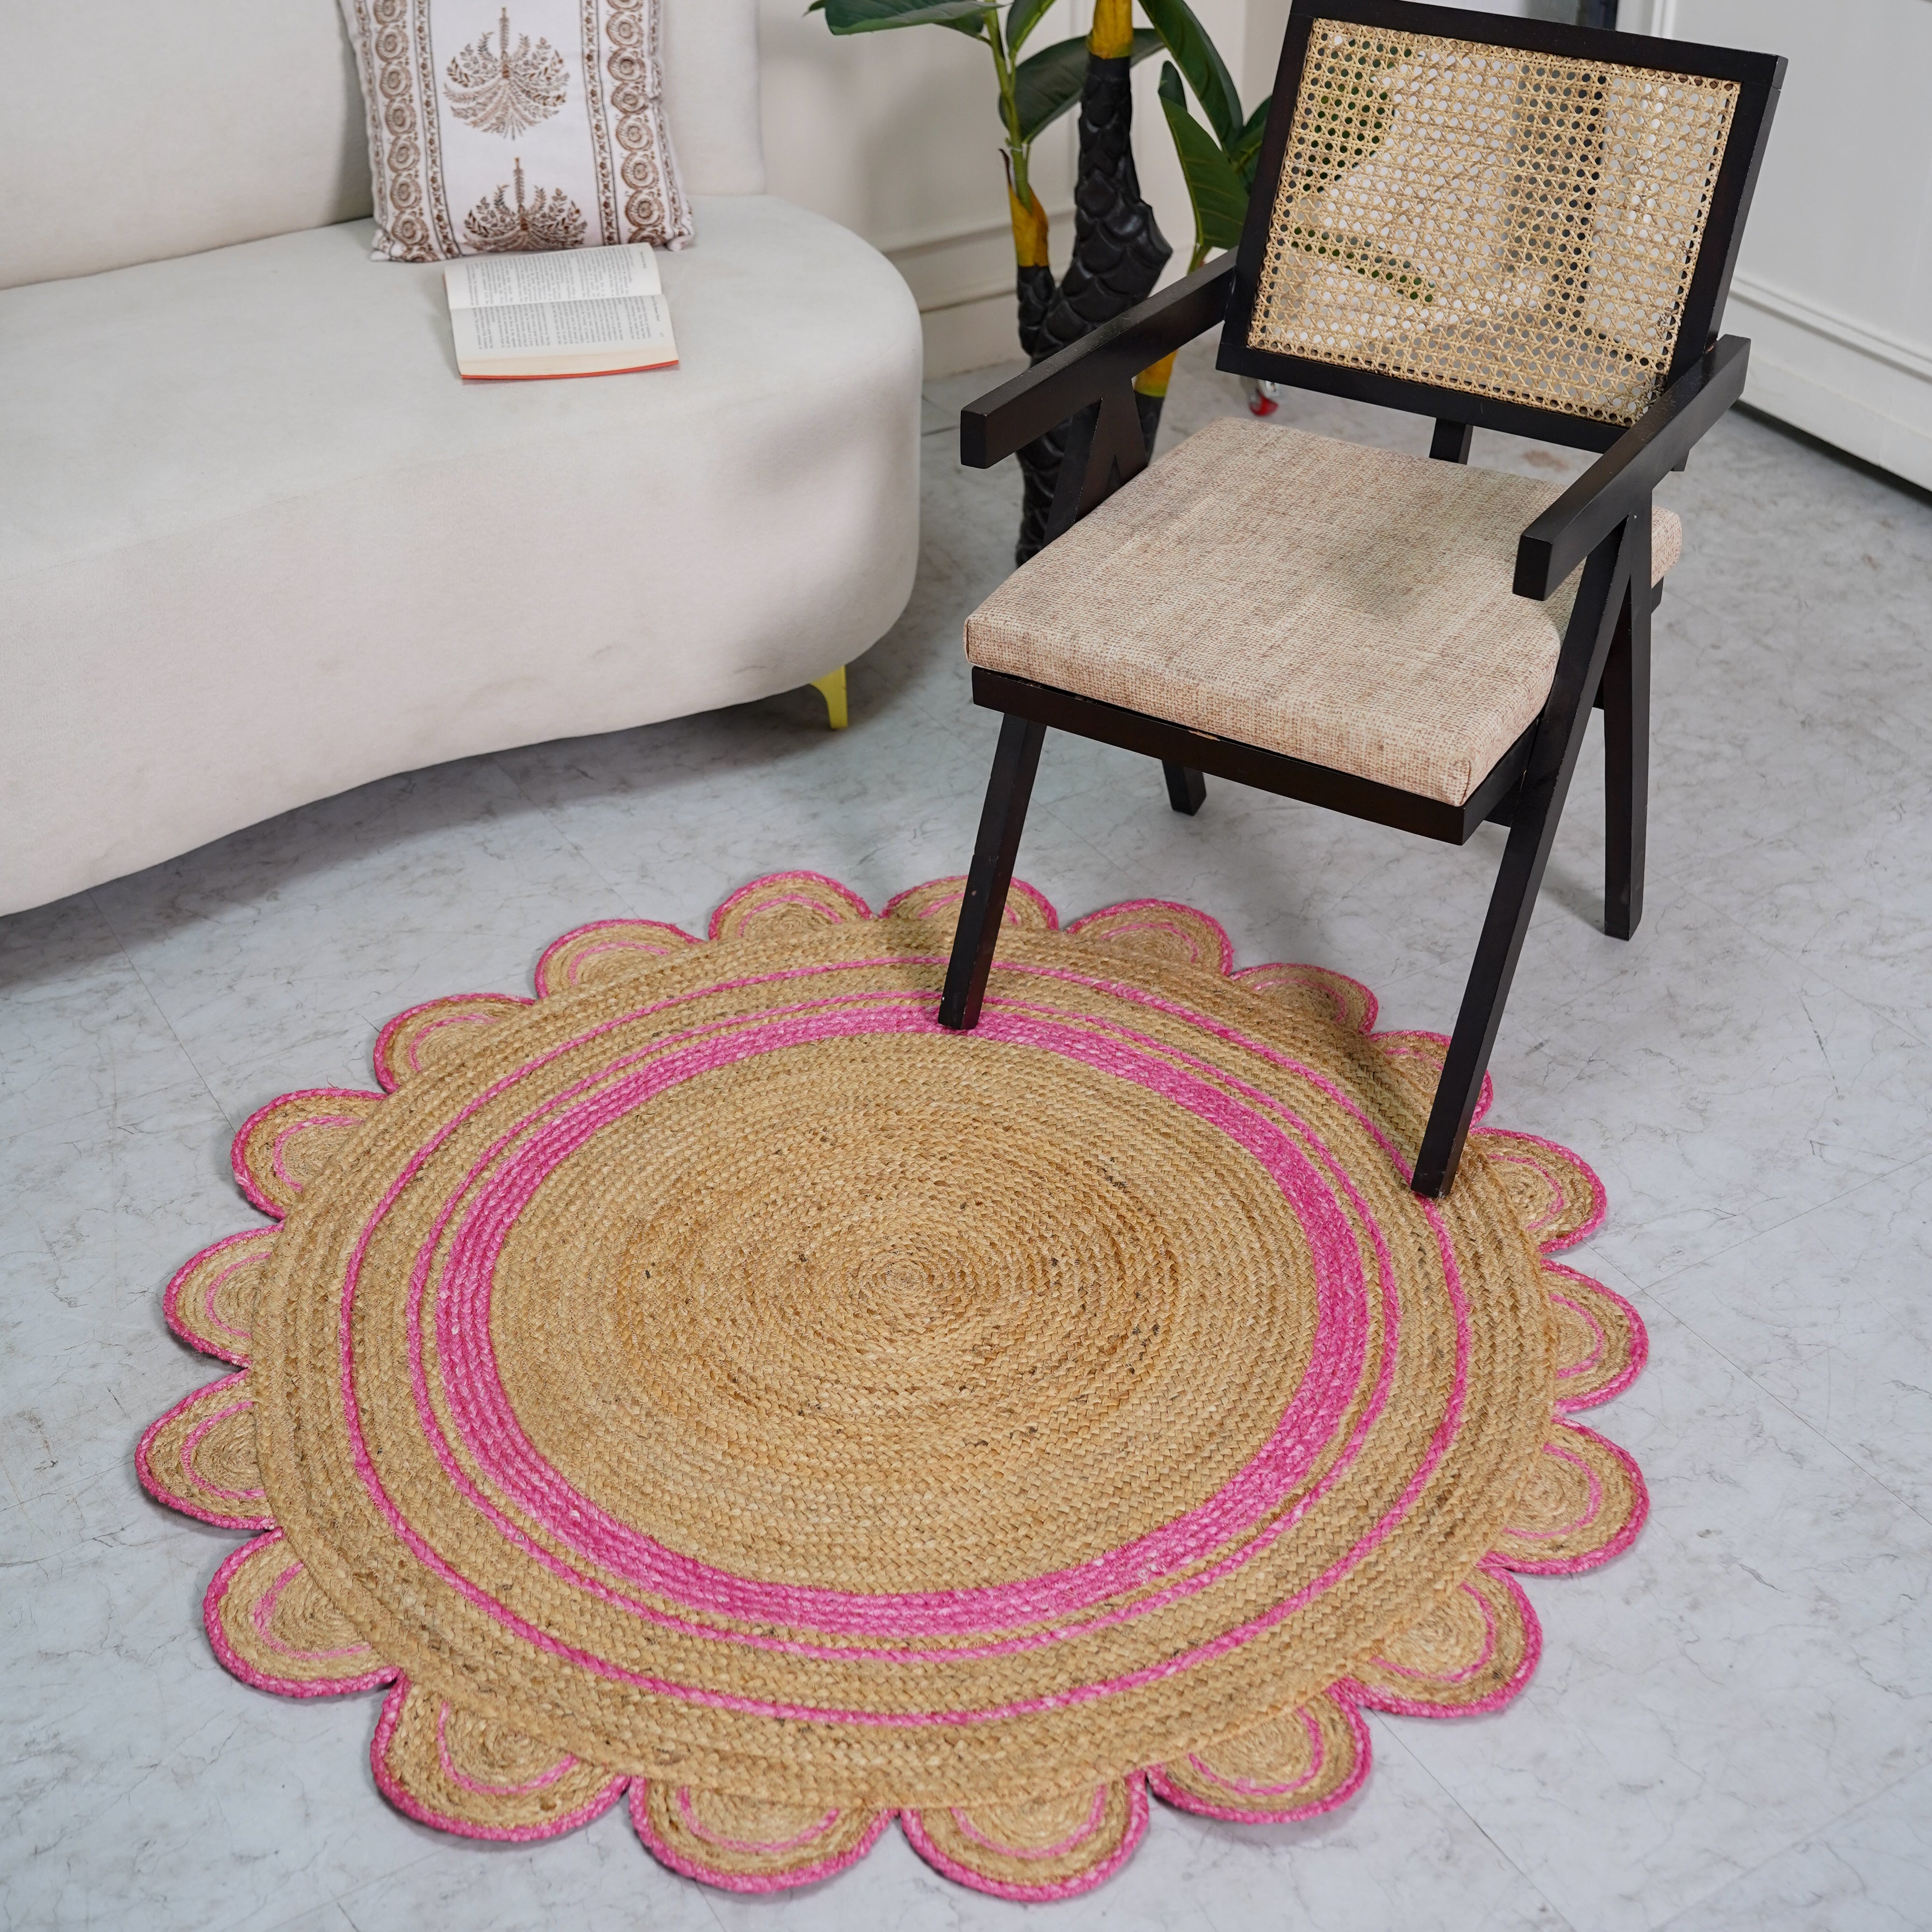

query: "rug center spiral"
left=490, top=1034, right=1323, bottom=1595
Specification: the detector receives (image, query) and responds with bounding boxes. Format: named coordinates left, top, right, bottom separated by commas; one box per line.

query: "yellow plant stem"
left=1089, top=0, right=1134, bottom=59
left=1006, top=159, right=1051, bottom=269
left=986, top=11, right=1037, bottom=250
left=1132, top=350, right=1177, bottom=399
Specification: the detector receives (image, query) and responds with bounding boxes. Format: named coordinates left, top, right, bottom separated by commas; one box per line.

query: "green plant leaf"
left=818, top=0, right=990, bottom=33
left=1004, top=0, right=1055, bottom=54
left=1012, top=29, right=1161, bottom=144
left=1227, top=95, right=1271, bottom=188
left=1139, top=0, right=1242, bottom=149
left=1158, top=62, right=1249, bottom=252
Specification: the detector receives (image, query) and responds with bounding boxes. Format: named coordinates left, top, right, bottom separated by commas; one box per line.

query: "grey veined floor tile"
left=2, top=349, right=1929, bottom=1931
left=1658, top=1759, right=1932, bottom=1932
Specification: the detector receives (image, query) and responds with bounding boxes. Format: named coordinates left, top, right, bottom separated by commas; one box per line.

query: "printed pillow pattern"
left=338, top=1, right=694, bottom=261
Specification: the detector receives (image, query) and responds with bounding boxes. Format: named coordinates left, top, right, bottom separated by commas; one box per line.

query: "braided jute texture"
left=142, top=873, right=1648, bottom=1900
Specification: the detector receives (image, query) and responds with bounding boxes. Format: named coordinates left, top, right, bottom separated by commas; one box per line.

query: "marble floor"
left=3, top=347, right=1930, bottom=1932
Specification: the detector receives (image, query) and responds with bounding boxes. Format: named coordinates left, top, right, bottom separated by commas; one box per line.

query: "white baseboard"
left=880, top=205, right=1072, bottom=380
left=918, top=293, right=1024, bottom=380
left=1727, top=282, right=1932, bottom=494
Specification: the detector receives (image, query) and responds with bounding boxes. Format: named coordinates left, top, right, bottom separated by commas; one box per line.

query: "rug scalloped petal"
left=1544, top=1262, right=1649, bottom=1412
left=709, top=868, right=871, bottom=940
left=1488, top=1421, right=1649, bottom=1574
left=1233, top=960, right=1379, bottom=1034
left=163, top=1228, right=275, bottom=1365
left=374, top=993, right=534, bottom=1091
left=535, top=920, right=700, bottom=998
left=1147, top=1688, right=1368, bottom=1822
left=1474, top=1128, right=1609, bottom=1252
left=630, top=1783, right=891, bottom=1892
left=901, top=1777, right=1148, bottom=1901
left=1341, top=1560, right=1541, bottom=1716
left=881, top=873, right=1058, bottom=934
left=230, top=1088, right=384, bottom=1217
left=138, top=1370, right=270, bottom=1529
left=1067, top=897, right=1235, bottom=975
left=1373, top=1029, right=1494, bottom=1127
left=203, top=1531, right=395, bottom=1696
left=372, top=1680, right=630, bottom=1840
left=142, top=872, right=1647, bottom=1900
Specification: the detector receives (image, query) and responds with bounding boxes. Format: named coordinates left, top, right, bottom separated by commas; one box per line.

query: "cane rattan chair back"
left=1220, top=2, right=1780, bottom=450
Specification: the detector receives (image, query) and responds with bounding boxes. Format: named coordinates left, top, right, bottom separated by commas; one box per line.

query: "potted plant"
left=815, top=0, right=1267, bottom=558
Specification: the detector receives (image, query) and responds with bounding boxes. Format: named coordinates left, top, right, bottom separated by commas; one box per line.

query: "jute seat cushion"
left=965, top=417, right=1682, bottom=807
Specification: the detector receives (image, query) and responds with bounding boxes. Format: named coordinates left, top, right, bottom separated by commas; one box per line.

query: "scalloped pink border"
left=369, top=1679, right=630, bottom=1842
left=1547, top=1263, right=1649, bottom=1413
left=1067, top=898, right=1236, bottom=975
left=901, top=1776, right=1150, bottom=1903
left=373, top=994, right=534, bottom=1093
left=1340, top=1560, right=1544, bottom=1719
left=1369, top=1030, right=1495, bottom=1126
left=1473, top=1127, right=1610, bottom=1252
left=161, top=1229, right=271, bottom=1366
left=1232, top=961, right=1381, bottom=1034
left=1146, top=1695, right=1372, bottom=1824
left=135, top=1371, right=273, bottom=1531
left=1492, top=1422, right=1650, bottom=1576
left=709, top=870, right=873, bottom=939
left=230, top=1088, right=383, bottom=1220
left=628, top=1782, right=892, bottom=1893
left=202, top=1532, right=398, bottom=1698
left=533, top=920, right=700, bottom=999
left=878, top=875, right=1061, bottom=931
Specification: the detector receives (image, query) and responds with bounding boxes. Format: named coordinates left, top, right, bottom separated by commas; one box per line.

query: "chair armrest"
left=959, top=259, right=1237, bottom=470
left=1513, top=336, right=1750, bottom=600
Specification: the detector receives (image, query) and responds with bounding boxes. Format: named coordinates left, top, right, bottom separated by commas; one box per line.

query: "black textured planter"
left=1013, top=55, right=1170, bottom=565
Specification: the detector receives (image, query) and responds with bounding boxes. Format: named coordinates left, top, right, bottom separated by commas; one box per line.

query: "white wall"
left=1635, top=0, right=1932, bottom=492
left=758, top=1, right=1067, bottom=374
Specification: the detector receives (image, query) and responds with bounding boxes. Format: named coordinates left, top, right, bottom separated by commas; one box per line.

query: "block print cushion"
left=338, top=0, right=693, bottom=261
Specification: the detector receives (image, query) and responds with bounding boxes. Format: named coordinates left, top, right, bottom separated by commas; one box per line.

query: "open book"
left=443, top=244, right=678, bottom=382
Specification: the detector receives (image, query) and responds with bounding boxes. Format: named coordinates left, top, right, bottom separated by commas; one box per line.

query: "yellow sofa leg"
left=809, top=667, right=849, bottom=730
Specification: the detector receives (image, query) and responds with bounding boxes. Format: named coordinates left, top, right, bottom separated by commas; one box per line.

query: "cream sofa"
left=0, top=0, right=923, bottom=918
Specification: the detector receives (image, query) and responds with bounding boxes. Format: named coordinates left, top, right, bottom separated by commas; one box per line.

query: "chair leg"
left=938, top=714, right=1048, bottom=1032
left=1412, top=534, right=1639, bottom=1199
left=1410, top=797, right=1563, bottom=1198
left=1163, top=762, right=1207, bottom=815
left=1602, top=569, right=1650, bottom=941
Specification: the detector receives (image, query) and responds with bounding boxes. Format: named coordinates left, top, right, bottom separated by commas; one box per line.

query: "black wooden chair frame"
left=938, top=0, right=1784, bottom=1197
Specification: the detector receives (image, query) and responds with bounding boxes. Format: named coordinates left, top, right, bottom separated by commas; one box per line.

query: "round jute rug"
left=141, top=872, right=1647, bottom=1900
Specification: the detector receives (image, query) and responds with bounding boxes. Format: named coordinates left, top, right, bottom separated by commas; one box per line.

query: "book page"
left=449, top=287, right=677, bottom=378
left=443, top=244, right=661, bottom=313
left=459, top=292, right=671, bottom=353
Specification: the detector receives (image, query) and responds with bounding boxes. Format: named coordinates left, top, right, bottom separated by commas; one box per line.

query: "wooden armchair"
left=938, top=0, right=1783, bottom=1197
